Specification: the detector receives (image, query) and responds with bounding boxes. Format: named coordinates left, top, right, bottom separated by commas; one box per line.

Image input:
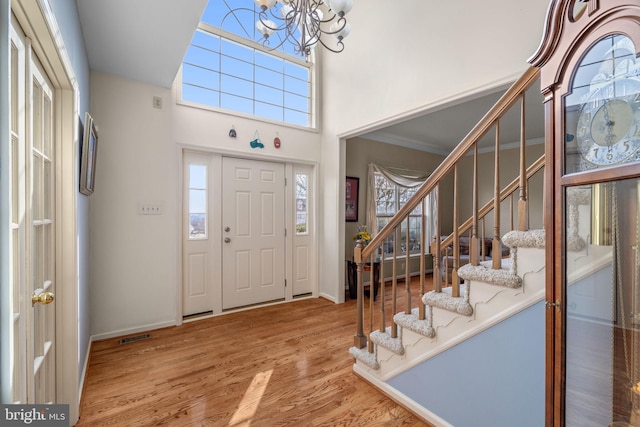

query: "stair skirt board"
left=353, top=363, right=454, bottom=427
left=353, top=284, right=545, bottom=382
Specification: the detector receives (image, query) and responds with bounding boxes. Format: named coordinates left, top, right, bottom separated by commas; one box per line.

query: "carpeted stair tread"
left=502, top=229, right=545, bottom=249
left=458, top=262, right=522, bottom=288
left=370, top=328, right=405, bottom=355
left=393, top=307, right=435, bottom=338
left=422, top=288, right=473, bottom=316
left=349, top=346, right=380, bottom=369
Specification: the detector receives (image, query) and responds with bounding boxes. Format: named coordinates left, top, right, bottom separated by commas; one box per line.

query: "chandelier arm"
left=258, top=10, right=288, bottom=31
left=323, top=16, right=347, bottom=36
left=316, top=36, right=345, bottom=53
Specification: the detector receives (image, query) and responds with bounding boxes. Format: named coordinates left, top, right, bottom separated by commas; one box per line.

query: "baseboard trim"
left=352, top=363, right=453, bottom=427
left=91, top=320, right=177, bottom=342
left=318, top=292, right=336, bottom=303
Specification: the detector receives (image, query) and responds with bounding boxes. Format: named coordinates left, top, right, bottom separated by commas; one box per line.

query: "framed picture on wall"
left=345, top=176, right=359, bottom=222
left=80, top=112, right=98, bottom=195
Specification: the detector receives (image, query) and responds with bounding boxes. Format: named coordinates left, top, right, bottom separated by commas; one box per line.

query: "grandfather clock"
left=530, top=1, right=640, bottom=425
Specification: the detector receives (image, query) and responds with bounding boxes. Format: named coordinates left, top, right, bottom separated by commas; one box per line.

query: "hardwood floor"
left=77, top=296, right=429, bottom=426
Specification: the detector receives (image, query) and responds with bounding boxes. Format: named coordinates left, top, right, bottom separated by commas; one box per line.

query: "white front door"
left=221, top=158, right=286, bottom=309
left=9, top=21, right=57, bottom=403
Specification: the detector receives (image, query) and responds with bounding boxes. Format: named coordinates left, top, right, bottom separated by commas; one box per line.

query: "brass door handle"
left=32, top=289, right=54, bottom=306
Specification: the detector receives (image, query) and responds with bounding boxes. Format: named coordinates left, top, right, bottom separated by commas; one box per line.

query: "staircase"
left=350, top=229, right=545, bottom=378
left=348, top=66, right=547, bottom=425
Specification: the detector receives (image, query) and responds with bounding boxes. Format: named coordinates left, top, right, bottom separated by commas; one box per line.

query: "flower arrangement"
left=353, top=225, right=371, bottom=245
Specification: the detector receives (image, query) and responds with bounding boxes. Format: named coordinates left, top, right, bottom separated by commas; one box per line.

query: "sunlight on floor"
left=229, top=369, right=274, bottom=426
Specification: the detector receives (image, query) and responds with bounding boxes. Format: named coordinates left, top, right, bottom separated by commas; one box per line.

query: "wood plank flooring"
left=77, top=295, right=429, bottom=426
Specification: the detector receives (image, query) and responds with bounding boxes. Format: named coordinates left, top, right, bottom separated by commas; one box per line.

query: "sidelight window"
left=188, top=164, right=207, bottom=239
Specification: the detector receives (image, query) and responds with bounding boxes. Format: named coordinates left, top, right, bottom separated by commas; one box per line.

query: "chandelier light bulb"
left=256, top=19, right=276, bottom=38
left=254, top=0, right=277, bottom=11
left=328, top=0, right=353, bottom=16
left=330, top=21, right=350, bottom=40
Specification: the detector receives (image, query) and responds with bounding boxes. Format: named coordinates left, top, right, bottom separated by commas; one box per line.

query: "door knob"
left=32, top=289, right=54, bottom=306
left=224, top=226, right=231, bottom=232
left=224, top=237, right=231, bottom=243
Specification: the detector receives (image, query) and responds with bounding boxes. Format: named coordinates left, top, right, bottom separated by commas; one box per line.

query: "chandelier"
left=252, top=0, right=353, bottom=56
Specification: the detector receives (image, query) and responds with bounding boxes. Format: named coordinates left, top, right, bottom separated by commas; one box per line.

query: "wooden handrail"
left=361, top=66, right=541, bottom=261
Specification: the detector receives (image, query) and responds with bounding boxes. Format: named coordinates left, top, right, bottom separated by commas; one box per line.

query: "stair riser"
left=515, top=247, right=545, bottom=277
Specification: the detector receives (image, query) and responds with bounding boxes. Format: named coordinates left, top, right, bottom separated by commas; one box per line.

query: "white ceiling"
left=74, top=1, right=544, bottom=152
left=76, top=0, right=208, bottom=88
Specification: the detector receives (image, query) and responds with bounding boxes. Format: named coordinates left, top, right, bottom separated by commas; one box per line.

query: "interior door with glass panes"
left=9, top=20, right=57, bottom=404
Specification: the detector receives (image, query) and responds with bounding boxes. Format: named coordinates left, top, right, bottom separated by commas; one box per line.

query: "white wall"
left=89, top=72, right=320, bottom=337
left=318, top=0, right=550, bottom=303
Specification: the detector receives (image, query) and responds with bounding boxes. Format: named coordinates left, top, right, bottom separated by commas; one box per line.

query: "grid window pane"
left=255, top=101, right=283, bottom=122
left=256, top=67, right=284, bottom=90
left=285, top=61, right=309, bottom=80
left=221, top=55, right=254, bottom=81
left=182, top=85, right=220, bottom=108
left=285, top=77, right=309, bottom=97
left=284, top=110, right=309, bottom=127
left=221, top=92, right=253, bottom=115
left=183, top=64, right=220, bottom=91
left=256, top=84, right=283, bottom=106
left=284, top=92, right=309, bottom=113
left=221, top=39, right=254, bottom=63
left=256, top=51, right=284, bottom=72
left=192, top=30, right=221, bottom=52
left=184, top=45, right=220, bottom=72
left=221, top=74, right=253, bottom=99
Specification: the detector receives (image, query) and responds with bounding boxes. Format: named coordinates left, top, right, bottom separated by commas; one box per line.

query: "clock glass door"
left=563, top=34, right=640, bottom=426
left=564, top=181, right=640, bottom=426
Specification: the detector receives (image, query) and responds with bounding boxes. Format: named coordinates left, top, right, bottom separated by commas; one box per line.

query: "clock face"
left=566, top=34, right=640, bottom=172
left=576, top=78, right=640, bottom=166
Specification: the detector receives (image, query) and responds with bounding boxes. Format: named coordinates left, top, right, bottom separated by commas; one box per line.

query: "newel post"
left=353, top=239, right=367, bottom=349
